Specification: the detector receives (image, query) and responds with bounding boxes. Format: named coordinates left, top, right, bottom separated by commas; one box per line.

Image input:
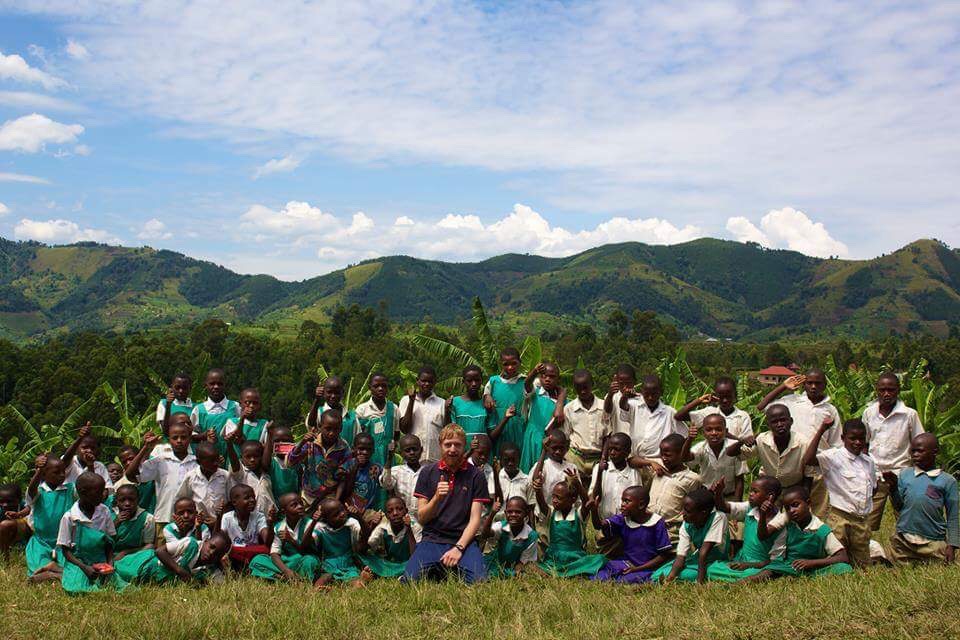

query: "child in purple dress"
left=590, top=485, right=674, bottom=583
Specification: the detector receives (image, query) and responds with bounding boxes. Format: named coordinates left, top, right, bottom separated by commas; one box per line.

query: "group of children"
left=1, top=351, right=957, bottom=594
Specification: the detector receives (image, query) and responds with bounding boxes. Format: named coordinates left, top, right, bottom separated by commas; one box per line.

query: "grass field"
left=1, top=557, right=958, bottom=640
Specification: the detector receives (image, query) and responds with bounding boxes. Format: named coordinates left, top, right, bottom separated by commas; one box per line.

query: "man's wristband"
left=454, top=543, right=465, bottom=552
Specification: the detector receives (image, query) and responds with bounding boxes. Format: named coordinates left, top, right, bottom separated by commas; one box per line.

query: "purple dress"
left=592, top=513, right=673, bottom=584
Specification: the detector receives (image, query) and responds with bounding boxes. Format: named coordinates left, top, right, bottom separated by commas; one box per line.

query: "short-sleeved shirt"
left=689, top=406, right=754, bottom=450
left=489, top=521, right=538, bottom=564
left=775, top=393, right=842, bottom=448
left=156, top=398, right=194, bottom=426
left=619, top=401, right=688, bottom=459
left=755, top=430, right=809, bottom=487
left=413, top=460, right=491, bottom=544
left=65, top=459, right=115, bottom=495
left=562, top=396, right=609, bottom=454
left=590, top=462, right=644, bottom=520
left=368, top=519, right=423, bottom=554
left=381, top=464, right=422, bottom=520
left=176, top=467, right=232, bottom=518
left=861, top=401, right=924, bottom=472
left=398, top=393, right=446, bottom=463
left=816, top=447, right=877, bottom=517
left=57, top=502, right=116, bottom=548
left=688, top=439, right=749, bottom=492
left=221, top=510, right=268, bottom=547
left=676, top=510, right=727, bottom=557
left=137, top=448, right=198, bottom=522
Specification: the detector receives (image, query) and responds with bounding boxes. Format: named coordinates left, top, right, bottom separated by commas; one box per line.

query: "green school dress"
left=194, top=399, right=240, bottom=463
left=652, top=513, right=728, bottom=583
left=249, top=518, right=321, bottom=581
left=486, top=525, right=539, bottom=578
left=268, top=457, right=300, bottom=503
left=24, top=483, right=74, bottom=576
left=488, top=375, right=527, bottom=457
left=537, top=510, right=605, bottom=578
left=765, top=521, right=854, bottom=577
left=113, top=510, right=151, bottom=553
left=707, top=512, right=778, bottom=582
left=360, top=523, right=416, bottom=578
left=357, top=401, right=396, bottom=467
left=450, top=396, right=495, bottom=448
left=114, top=538, right=204, bottom=585
left=61, top=524, right=123, bottom=594
left=136, top=480, right=157, bottom=513
left=520, top=390, right=563, bottom=472
left=316, top=520, right=361, bottom=581
left=230, top=418, right=269, bottom=459
left=329, top=406, right=359, bottom=445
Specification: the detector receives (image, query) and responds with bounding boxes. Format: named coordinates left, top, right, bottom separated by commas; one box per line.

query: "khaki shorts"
left=889, top=531, right=956, bottom=565
left=827, top=507, right=871, bottom=567
left=566, top=448, right=602, bottom=477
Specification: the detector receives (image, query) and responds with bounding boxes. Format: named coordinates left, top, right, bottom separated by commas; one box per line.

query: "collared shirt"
left=286, top=437, right=352, bottom=501
left=676, top=510, right=726, bottom=557
left=230, top=467, right=276, bottom=515
left=817, top=447, right=877, bottom=517
left=397, top=393, right=446, bottom=463
left=190, top=397, right=240, bottom=431
left=164, top=536, right=203, bottom=574
left=797, top=514, right=845, bottom=555
left=156, top=398, right=194, bottom=425
left=355, top=399, right=400, bottom=434
left=488, top=521, right=538, bottom=563
left=775, top=393, right=842, bottom=448
left=221, top=509, right=268, bottom=547
left=468, top=460, right=496, bottom=496
left=381, top=463, right=422, bottom=521
left=689, top=439, right=749, bottom=492
left=606, top=391, right=634, bottom=435
left=619, top=400, right=688, bottom=458
left=755, top=430, right=809, bottom=487
left=137, top=448, right=199, bottom=522
left=413, top=460, right=490, bottom=545
left=224, top=418, right=271, bottom=444
left=727, top=501, right=788, bottom=558
left=368, top=519, right=423, bottom=554
left=535, top=457, right=579, bottom=519
left=56, top=502, right=116, bottom=548
left=113, top=507, right=156, bottom=545
left=316, top=517, right=363, bottom=551
left=176, top=467, right=232, bottom=518
left=649, top=466, right=702, bottom=527
left=65, top=459, right=115, bottom=494
left=162, top=521, right=211, bottom=544
left=590, top=461, right=643, bottom=520
left=894, top=467, right=960, bottom=547
left=689, top=406, right=755, bottom=451
left=498, top=468, right=535, bottom=507
left=861, top=401, right=924, bottom=472
left=563, top=396, right=610, bottom=454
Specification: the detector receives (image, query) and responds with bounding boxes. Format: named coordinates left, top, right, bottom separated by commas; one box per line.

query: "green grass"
left=1, top=556, right=958, bottom=639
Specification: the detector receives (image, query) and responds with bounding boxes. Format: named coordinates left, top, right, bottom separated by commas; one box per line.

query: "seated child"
left=162, top=498, right=211, bottom=544
left=111, top=484, right=155, bottom=562
left=531, top=429, right=580, bottom=524
left=221, top=484, right=272, bottom=567
left=381, top=434, right=423, bottom=522
left=589, top=433, right=643, bottom=552
left=468, top=434, right=496, bottom=498
left=483, top=347, right=526, bottom=458
left=651, top=487, right=728, bottom=584
left=115, top=530, right=231, bottom=585
left=707, top=477, right=788, bottom=583
left=25, top=454, right=73, bottom=582
left=344, top=433, right=384, bottom=520
left=226, top=436, right=276, bottom=515
left=764, top=485, right=853, bottom=578
left=447, top=365, right=498, bottom=448
left=57, top=472, right=120, bottom=594
left=263, top=424, right=299, bottom=504
left=314, top=497, right=369, bottom=588
left=287, top=409, right=352, bottom=505
left=360, top=496, right=422, bottom=579
left=355, top=372, right=398, bottom=467
left=885, top=433, right=958, bottom=565
left=648, top=434, right=702, bottom=542
left=250, top=492, right=323, bottom=583
left=176, top=442, right=230, bottom=522
left=535, top=479, right=606, bottom=578
left=591, top=485, right=673, bottom=584
left=0, top=483, right=30, bottom=563
left=521, top=362, right=567, bottom=472
left=494, top=443, right=534, bottom=518
left=480, top=496, right=539, bottom=577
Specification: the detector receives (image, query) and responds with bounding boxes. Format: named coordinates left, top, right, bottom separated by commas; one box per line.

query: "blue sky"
left=1, top=1, right=958, bottom=280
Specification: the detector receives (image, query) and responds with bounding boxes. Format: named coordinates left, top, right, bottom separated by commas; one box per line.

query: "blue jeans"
left=403, top=541, right=487, bottom=583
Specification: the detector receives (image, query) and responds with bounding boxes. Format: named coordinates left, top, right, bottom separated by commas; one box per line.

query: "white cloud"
left=73, top=144, right=91, bottom=156
left=0, top=202, right=9, bottom=216
left=0, top=113, right=84, bottom=153
left=0, top=91, right=79, bottom=112
left=252, top=154, right=301, bottom=179
left=394, top=216, right=414, bottom=226
left=725, top=208, right=848, bottom=258
left=0, top=172, right=50, bottom=184
left=13, top=218, right=121, bottom=245
left=138, top=218, right=172, bottom=240
left=0, top=51, right=65, bottom=90
left=65, top=39, right=89, bottom=60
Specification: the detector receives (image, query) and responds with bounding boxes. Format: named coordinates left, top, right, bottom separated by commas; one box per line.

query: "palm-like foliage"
left=93, top=381, right=158, bottom=448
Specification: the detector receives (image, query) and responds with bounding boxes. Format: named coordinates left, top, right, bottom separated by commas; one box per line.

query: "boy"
left=398, top=366, right=446, bottom=464
left=590, top=432, right=642, bottom=553
left=684, top=414, right=748, bottom=502
left=0, top=484, right=30, bottom=562
left=61, top=423, right=114, bottom=494
left=861, top=372, right=924, bottom=530
left=355, top=372, right=399, bottom=467
left=603, top=364, right=637, bottom=435
left=307, top=375, right=359, bottom=445
left=175, top=441, right=231, bottom=521
left=190, top=368, right=241, bottom=456
left=563, top=369, right=610, bottom=478
left=287, top=409, right=352, bottom=505
left=156, top=372, right=194, bottom=432
left=648, top=433, right=702, bottom=542
left=494, top=442, right=534, bottom=512
left=224, top=388, right=271, bottom=450
left=531, top=429, right=580, bottom=522
left=746, top=404, right=809, bottom=491
left=381, top=434, right=424, bottom=522
left=226, top=435, right=276, bottom=515
left=884, top=433, right=958, bottom=565
left=802, top=417, right=876, bottom=567
left=676, top=376, right=755, bottom=454
left=618, top=375, right=688, bottom=466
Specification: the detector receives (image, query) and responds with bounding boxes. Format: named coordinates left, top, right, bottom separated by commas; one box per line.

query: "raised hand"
left=78, top=422, right=92, bottom=439
left=315, top=383, right=325, bottom=400
left=166, top=387, right=176, bottom=403
left=688, top=424, right=699, bottom=441
left=710, top=478, right=725, bottom=500
left=35, top=453, right=48, bottom=470
left=646, top=459, right=667, bottom=477
left=205, top=429, right=216, bottom=443
left=242, top=406, right=256, bottom=421
left=608, top=379, right=620, bottom=395
left=784, top=375, right=806, bottom=391
left=387, top=441, right=396, bottom=455
left=143, top=431, right=160, bottom=449
left=759, top=497, right=777, bottom=518
left=504, top=404, right=517, bottom=419
left=698, top=393, right=717, bottom=406
left=881, top=471, right=899, bottom=488
left=436, top=473, right=451, bottom=498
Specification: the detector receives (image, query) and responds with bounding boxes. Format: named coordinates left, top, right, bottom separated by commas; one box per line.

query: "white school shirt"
left=816, top=447, right=877, bottom=517
left=676, top=510, right=727, bottom=557
left=230, top=468, right=276, bottom=515
left=606, top=391, right=634, bottom=435
left=799, top=515, right=845, bottom=555
left=221, top=510, right=268, bottom=547
left=861, top=401, right=924, bottom=472
left=162, top=522, right=211, bottom=544
left=137, top=448, right=198, bottom=522
left=619, top=400, right=688, bottom=459
left=368, top=519, right=423, bottom=554
left=563, top=396, right=609, bottom=455
left=316, top=518, right=363, bottom=548
left=688, top=439, right=749, bottom=492
left=727, top=501, right=788, bottom=559
left=536, top=458, right=580, bottom=519
left=155, top=398, right=194, bottom=426
left=397, top=393, right=446, bottom=463
left=689, top=406, right=755, bottom=450
left=489, top=521, right=538, bottom=564
left=56, top=502, right=116, bottom=548
left=589, top=462, right=643, bottom=520
left=775, top=393, right=842, bottom=449
left=176, top=467, right=232, bottom=518
left=649, top=467, right=702, bottom=527
left=380, top=464, right=422, bottom=521
left=269, top=518, right=313, bottom=554
left=190, top=397, right=241, bottom=431
left=498, top=468, right=535, bottom=506
left=113, top=507, right=156, bottom=545
left=65, top=459, right=115, bottom=494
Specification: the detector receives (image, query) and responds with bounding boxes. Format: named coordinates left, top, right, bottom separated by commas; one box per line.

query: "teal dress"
left=765, top=520, right=854, bottom=577
left=137, top=480, right=157, bottom=514
left=114, top=538, right=205, bottom=585
left=487, top=375, right=527, bottom=457
left=230, top=418, right=269, bottom=458
left=268, top=457, right=300, bottom=503
left=61, top=524, right=123, bottom=594
left=328, top=406, right=359, bottom=445
left=249, top=518, right=321, bottom=581
left=652, top=512, right=728, bottom=583
left=360, top=523, right=417, bottom=578
left=357, top=402, right=396, bottom=467
left=113, top=510, right=151, bottom=554
left=194, top=399, right=240, bottom=463
left=707, top=512, right=778, bottom=582
left=537, top=510, right=605, bottom=578
left=316, top=520, right=361, bottom=581
left=520, top=389, right=563, bottom=473
left=449, top=396, right=495, bottom=448
left=486, top=524, right=539, bottom=578
left=24, top=483, right=75, bottom=576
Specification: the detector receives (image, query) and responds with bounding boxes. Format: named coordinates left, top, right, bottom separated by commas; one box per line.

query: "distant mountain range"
left=1, top=236, right=958, bottom=342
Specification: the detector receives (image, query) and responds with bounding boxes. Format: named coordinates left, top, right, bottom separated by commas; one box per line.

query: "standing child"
left=62, top=423, right=114, bottom=495
left=648, top=434, right=702, bottom=542
left=483, top=347, right=526, bottom=457
left=590, top=432, right=642, bottom=553
left=520, top=362, right=567, bottom=473
left=287, top=409, right=352, bottom=506
left=24, top=454, right=72, bottom=582
left=531, top=430, right=580, bottom=527
left=676, top=376, right=755, bottom=455
left=707, top=477, right=787, bottom=582
left=307, top=376, right=359, bottom=446
left=190, top=368, right=241, bottom=460
left=226, top=435, right=276, bottom=515
left=447, top=365, right=498, bottom=448
left=398, top=366, right=446, bottom=464
left=764, top=485, right=853, bottom=577
left=57, top=472, right=119, bottom=593
left=480, top=497, right=539, bottom=577
left=495, top=442, right=534, bottom=514
left=355, top=372, right=399, bottom=467
left=263, top=425, right=300, bottom=504
left=535, top=480, right=605, bottom=578
left=618, top=375, right=688, bottom=468
left=176, top=441, right=230, bottom=523
left=250, top=492, right=322, bottom=583
left=162, top=498, right=211, bottom=544
left=360, top=496, right=422, bottom=579
left=111, top=484, right=155, bottom=562
left=221, top=484, right=272, bottom=569
left=749, top=404, right=809, bottom=491
left=651, top=487, right=728, bottom=584
left=603, top=364, right=637, bottom=436
left=344, top=433, right=384, bottom=518
left=590, top=485, right=673, bottom=584
left=802, top=418, right=876, bottom=567
left=314, top=497, right=369, bottom=588
left=884, top=433, right=958, bottom=564
left=381, top=435, right=423, bottom=522
left=156, top=372, right=194, bottom=434
left=563, top=369, right=610, bottom=480
left=0, top=484, right=30, bottom=563
left=224, top=388, right=271, bottom=455
left=118, top=444, right=156, bottom=513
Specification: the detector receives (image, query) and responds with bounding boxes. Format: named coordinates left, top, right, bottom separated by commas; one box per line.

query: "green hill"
left=1, top=236, right=957, bottom=341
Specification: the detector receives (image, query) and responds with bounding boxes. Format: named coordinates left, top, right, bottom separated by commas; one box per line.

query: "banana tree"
left=316, top=363, right=376, bottom=410
left=92, top=381, right=158, bottom=448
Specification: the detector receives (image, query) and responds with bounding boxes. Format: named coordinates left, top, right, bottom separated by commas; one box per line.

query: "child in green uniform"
left=162, top=498, right=211, bottom=544
left=57, top=472, right=120, bottom=594
left=355, top=372, right=398, bottom=467
left=263, top=425, right=300, bottom=504
left=535, top=479, right=605, bottom=578
left=118, top=445, right=156, bottom=513
left=521, top=362, right=567, bottom=473
left=157, top=372, right=194, bottom=435
left=307, top=376, right=359, bottom=445
left=447, top=365, right=498, bottom=448
left=115, top=530, right=231, bottom=585
left=314, top=498, right=369, bottom=588
left=360, top=496, right=421, bottom=579
left=191, top=368, right=241, bottom=462
left=652, top=488, right=728, bottom=584
left=764, top=485, right=853, bottom=578
left=25, top=454, right=72, bottom=582
left=250, top=493, right=323, bottom=583
left=484, top=347, right=526, bottom=457
left=481, top=496, right=539, bottom=577
left=111, top=485, right=155, bottom=563
left=707, top=477, right=787, bottom=582
left=224, top=388, right=271, bottom=459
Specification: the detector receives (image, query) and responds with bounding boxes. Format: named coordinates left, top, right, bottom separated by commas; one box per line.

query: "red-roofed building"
left=757, top=365, right=796, bottom=386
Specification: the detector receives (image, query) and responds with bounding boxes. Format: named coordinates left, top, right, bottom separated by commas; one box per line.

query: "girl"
left=447, top=365, right=497, bottom=448
left=355, top=372, right=398, bottom=467
left=535, top=479, right=605, bottom=578
left=263, top=424, right=299, bottom=504
left=531, top=430, right=580, bottom=523
left=520, top=362, right=566, bottom=473
left=652, top=487, right=728, bottom=584
left=57, top=472, right=120, bottom=594
left=0, top=483, right=30, bottom=563
left=345, top=433, right=384, bottom=517
left=111, top=484, right=155, bottom=562
left=118, top=444, right=156, bottom=513
left=190, top=368, right=241, bottom=459
left=25, top=454, right=72, bottom=582
left=314, top=497, right=368, bottom=588
left=221, top=484, right=272, bottom=568
left=162, top=498, right=211, bottom=544
left=481, top=496, right=539, bottom=577
left=250, top=493, right=322, bottom=583
left=226, top=435, right=276, bottom=515
left=484, top=347, right=526, bottom=457
left=360, top=496, right=421, bottom=579
left=763, top=485, right=853, bottom=578
left=707, top=477, right=787, bottom=582
left=591, top=485, right=673, bottom=584
left=115, top=530, right=232, bottom=585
